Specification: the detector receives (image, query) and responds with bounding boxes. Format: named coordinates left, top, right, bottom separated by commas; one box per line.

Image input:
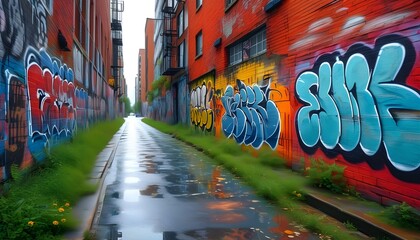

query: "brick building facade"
left=0, top=0, right=123, bottom=181
left=147, top=0, right=420, bottom=208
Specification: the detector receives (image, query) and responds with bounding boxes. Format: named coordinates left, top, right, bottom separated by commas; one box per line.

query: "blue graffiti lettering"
left=222, top=79, right=281, bottom=149
left=296, top=37, right=420, bottom=173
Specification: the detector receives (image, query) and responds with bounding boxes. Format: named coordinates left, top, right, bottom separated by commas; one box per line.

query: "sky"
left=121, top=0, right=155, bottom=105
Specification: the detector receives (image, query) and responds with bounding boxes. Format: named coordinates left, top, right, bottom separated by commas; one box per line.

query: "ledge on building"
left=162, top=67, right=184, bottom=76
left=214, top=38, right=222, bottom=48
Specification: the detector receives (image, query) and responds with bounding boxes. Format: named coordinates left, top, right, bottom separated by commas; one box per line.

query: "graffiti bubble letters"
left=26, top=48, right=78, bottom=147
left=222, top=79, right=281, bottom=149
left=190, top=81, right=214, bottom=131
left=296, top=35, right=420, bottom=174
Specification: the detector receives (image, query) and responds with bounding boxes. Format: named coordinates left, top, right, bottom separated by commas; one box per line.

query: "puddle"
left=140, top=185, right=163, bottom=198
left=123, top=189, right=139, bottom=202
left=124, top=177, right=140, bottom=183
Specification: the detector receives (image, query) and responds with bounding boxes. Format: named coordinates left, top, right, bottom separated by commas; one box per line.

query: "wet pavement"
left=95, top=117, right=319, bottom=240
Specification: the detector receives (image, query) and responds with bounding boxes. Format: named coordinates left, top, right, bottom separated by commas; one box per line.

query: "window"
left=196, top=0, right=202, bottom=9
left=177, top=10, right=184, bottom=37
left=249, top=29, right=266, bottom=57
left=229, top=43, right=242, bottom=65
left=178, top=41, right=185, bottom=68
left=196, top=31, right=203, bottom=57
left=228, top=28, right=266, bottom=65
left=225, top=0, right=237, bottom=9
left=41, top=0, right=53, bottom=14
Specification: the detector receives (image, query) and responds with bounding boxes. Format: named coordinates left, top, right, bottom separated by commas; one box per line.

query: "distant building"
left=137, top=49, right=146, bottom=107
left=142, top=18, right=157, bottom=117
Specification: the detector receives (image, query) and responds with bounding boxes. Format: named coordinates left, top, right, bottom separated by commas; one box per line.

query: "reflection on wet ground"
left=96, top=118, right=318, bottom=240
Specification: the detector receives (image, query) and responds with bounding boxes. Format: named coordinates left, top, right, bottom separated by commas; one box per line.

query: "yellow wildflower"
left=297, top=193, right=302, bottom=198
left=58, top=207, right=65, bottom=213
left=65, top=202, right=70, bottom=207
left=61, top=218, right=66, bottom=223
left=27, top=221, right=35, bottom=227
left=52, top=220, right=59, bottom=225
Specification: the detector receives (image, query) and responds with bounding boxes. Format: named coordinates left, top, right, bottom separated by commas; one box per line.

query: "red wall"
left=140, top=49, right=147, bottom=102
left=145, top=18, right=156, bottom=94
left=186, top=0, right=420, bottom=208
left=281, top=0, right=420, bottom=207
left=0, top=0, right=115, bottom=181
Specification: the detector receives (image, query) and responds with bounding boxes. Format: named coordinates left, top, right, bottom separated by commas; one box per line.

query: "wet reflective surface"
left=96, top=117, right=318, bottom=239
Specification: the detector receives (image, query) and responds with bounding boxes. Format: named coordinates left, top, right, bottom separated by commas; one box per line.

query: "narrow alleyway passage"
left=95, top=117, right=318, bottom=240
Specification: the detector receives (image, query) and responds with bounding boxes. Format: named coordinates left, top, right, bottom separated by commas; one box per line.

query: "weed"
left=383, top=202, right=420, bottom=230
left=343, top=221, right=357, bottom=231
left=307, top=159, right=347, bottom=194
left=83, top=230, right=97, bottom=240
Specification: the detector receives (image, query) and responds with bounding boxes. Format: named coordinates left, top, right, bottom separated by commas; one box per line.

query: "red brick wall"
left=282, top=0, right=420, bottom=208
left=140, top=49, right=147, bottom=102
left=145, top=18, right=156, bottom=94
left=0, top=0, right=115, bottom=181
left=187, top=0, right=224, bottom=81
left=186, top=0, right=420, bottom=208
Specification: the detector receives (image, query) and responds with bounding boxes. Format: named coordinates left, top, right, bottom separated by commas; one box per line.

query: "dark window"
left=178, top=41, right=185, bottom=67
left=225, top=0, right=237, bottom=9
left=228, top=28, right=266, bottom=66
left=196, top=0, right=202, bottom=9
left=196, top=31, right=202, bottom=57
left=177, top=10, right=184, bottom=37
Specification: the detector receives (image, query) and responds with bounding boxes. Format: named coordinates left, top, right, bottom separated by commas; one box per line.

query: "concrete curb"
left=64, top=121, right=126, bottom=240
left=305, top=193, right=420, bottom=240
left=89, top=122, right=126, bottom=233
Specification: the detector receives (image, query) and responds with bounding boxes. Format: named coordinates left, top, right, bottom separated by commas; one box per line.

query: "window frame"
left=195, top=31, right=203, bottom=57
left=229, top=43, right=242, bottom=65
left=177, top=9, right=184, bottom=37
left=40, top=0, right=53, bottom=14
left=196, top=0, right=202, bottom=10
left=225, top=0, right=238, bottom=11
left=178, top=41, right=186, bottom=68
left=228, top=28, right=267, bottom=66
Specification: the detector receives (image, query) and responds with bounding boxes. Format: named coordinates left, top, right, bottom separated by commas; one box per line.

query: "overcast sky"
left=122, top=0, right=155, bottom=104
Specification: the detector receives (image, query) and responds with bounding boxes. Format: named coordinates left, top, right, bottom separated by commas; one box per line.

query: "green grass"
left=374, top=202, right=420, bottom=231
left=0, top=118, right=124, bottom=240
left=142, top=118, right=358, bottom=240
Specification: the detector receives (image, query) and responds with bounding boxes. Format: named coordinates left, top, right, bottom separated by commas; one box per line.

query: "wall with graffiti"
left=209, top=1, right=420, bottom=207
left=149, top=0, right=419, bottom=207
left=189, top=73, right=215, bottom=132
left=215, top=58, right=292, bottom=160
left=149, top=88, right=175, bottom=124
left=0, top=0, right=115, bottom=181
left=177, top=76, right=188, bottom=125
left=282, top=0, right=420, bottom=207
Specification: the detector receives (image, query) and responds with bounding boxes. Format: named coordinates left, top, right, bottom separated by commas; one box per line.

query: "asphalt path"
left=96, top=117, right=318, bottom=240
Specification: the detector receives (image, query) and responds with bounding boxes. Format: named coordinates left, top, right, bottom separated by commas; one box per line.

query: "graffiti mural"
left=177, top=77, right=188, bottom=124
left=26, top=47, right=76, bottom=148
left=190, top=77, right=215, bottom=131
left=221, top=79, right=281, bottom=150
left=0, top=0, right=51, bottom=181
left=0, top=0, right=49, bottom=60
left=295, top=35, right=420, bottom=182
left=0, top=0, right=116, bottom=182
